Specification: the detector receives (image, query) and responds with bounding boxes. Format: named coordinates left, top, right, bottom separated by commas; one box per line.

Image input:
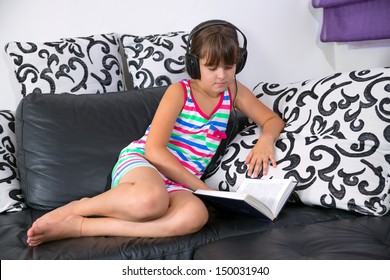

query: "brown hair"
left=190, top=24, right=241, bottom=67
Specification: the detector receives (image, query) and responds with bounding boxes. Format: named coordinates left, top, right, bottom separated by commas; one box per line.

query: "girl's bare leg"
left=30, top=166, right=169, bottom=224
left=26, top=191, right=209, bottom=246
left=27, top=166, right=170, bottom=244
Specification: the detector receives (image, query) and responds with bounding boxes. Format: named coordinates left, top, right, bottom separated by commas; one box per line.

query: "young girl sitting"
left=26, top=20, right=285, bottom=247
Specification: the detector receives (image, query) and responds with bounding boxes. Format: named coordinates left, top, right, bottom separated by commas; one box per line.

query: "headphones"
left=185, top=19, right=248, bottom=79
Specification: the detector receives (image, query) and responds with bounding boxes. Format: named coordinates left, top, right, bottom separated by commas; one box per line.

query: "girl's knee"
left=189, top=206, right=209, bottom=232
left=121, top=181, right=169, bottom=221
left=169, top=199, right=209, bottom=236
left=135, top=191, right=169, bottom=220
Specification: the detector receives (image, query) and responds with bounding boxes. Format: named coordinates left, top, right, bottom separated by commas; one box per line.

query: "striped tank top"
left=116, top=79, right=232, bottom=188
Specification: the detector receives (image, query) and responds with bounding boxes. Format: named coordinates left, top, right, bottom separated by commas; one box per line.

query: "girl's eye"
left=207, top=65, right=234, bottom=71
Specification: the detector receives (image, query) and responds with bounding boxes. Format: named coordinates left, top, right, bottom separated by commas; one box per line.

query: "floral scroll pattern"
left=120, top=31, right=190, bottom=90
left=0, top=110, right=26, bottom=213
left=5, top=33, right=126, bottom=96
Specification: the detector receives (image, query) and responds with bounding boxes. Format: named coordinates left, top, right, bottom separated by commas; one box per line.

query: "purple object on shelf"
left=312, top=0, right=390, bottom=42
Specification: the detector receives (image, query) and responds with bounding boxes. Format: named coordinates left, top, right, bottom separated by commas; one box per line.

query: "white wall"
left=1, top=0, right=389, bottom=110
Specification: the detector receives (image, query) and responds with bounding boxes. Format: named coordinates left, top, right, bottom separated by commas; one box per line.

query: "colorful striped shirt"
left=112, top=79, right=232, bottom=189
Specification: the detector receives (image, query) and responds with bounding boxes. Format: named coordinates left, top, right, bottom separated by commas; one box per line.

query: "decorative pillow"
left=5, top=33, right=126, bottom=96
left=203, top=124, right=263, bottom=192
left=120, top=31, right=190, bottom=90
left=203, top=67, right=390, bottom=216
left=0, top=110, right=26, bottom=213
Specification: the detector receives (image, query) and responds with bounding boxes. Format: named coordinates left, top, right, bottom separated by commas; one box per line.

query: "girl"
left=26, top=20, right=285, bottom=246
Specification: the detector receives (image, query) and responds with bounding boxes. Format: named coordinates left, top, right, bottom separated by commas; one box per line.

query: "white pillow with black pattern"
left=0, top=110, right=26, bottom=213
left=120, top=31, right=190, bottom=90
left=5, top=33, right=126, bottom=96
left=204, top=67, right=390, bottom=216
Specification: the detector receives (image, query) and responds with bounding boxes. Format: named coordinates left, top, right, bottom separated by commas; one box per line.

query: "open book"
left=194, top=178, right=297, bottom=221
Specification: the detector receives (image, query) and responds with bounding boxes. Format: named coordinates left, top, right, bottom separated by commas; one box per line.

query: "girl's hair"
left=190, top=24, right=241, bottom=67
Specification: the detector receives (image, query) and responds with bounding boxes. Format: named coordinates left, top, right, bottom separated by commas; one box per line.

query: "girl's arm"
left=144, top=83, right=212, bottom=191
left=234, top=81, right=285, bottom=178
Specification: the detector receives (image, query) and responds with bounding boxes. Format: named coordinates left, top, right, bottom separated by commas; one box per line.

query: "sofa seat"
left=0, top=202, right=377, bottom=259
left=194, top=211, right=390, bottom=260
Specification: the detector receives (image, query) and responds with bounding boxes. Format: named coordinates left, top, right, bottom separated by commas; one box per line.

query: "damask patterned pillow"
left=120, top=31, right=190, bottom=90
left=203, top=67, right=390, bottom=216
left=0, top=110, right=26, bottom=213
left=5, top=33, right=126, bottom=96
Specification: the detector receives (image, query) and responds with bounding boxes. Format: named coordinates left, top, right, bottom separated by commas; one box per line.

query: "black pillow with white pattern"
left=120, top=31, right=190, bottom=90
left=0, top=110, right=26, bottom=213
left=203, top=67, right=390, bottom=216
left=5, top=33, right=126, bottom=96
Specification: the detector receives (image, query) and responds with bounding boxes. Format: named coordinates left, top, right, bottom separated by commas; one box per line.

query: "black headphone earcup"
left=235, top=48, right=248, bottom=75
left=185, top=53, right=201, bottom=79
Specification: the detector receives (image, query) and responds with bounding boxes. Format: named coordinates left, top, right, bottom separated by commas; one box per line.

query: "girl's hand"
left=245, top=134, right=277, bottom=178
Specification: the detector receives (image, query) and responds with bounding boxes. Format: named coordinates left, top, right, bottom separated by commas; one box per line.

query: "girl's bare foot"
left=27, top=215, right=85, bottom=247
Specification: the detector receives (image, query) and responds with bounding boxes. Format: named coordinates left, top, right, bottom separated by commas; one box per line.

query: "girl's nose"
left=216, top=67, right=226, bottom=79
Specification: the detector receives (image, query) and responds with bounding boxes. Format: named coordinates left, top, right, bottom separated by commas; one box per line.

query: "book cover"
left=194, top=178, right=297, bottom=221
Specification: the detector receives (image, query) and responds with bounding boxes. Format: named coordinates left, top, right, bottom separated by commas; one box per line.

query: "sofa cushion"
left=0, top=202, right=364, bottom=259
left=15, top=87, right=166, bottom=210
left=0, top=110, right=26, bottom=213
left=5, top=33, right=126, bottom=96
left=120, top=31, right=190, bottom=90
left=204, top=67, right=390, bottom=216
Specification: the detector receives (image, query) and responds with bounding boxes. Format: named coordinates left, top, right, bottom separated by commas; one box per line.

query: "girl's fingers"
left=247, top=158, right=264, bottom=178
left=247, top=156, right=277, bottom=178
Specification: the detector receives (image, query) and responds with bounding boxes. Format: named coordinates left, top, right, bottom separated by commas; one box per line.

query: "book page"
left=237, top=179, right=289, bottom=214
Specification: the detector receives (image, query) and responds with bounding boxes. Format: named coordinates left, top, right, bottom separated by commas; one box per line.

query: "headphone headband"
left=188, top=20, right=247, bottom=50
left=185, top=19, right=248, bottom=79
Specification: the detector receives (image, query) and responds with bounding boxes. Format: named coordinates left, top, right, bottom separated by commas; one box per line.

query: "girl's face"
left=198, top=57, right=236, bottom=94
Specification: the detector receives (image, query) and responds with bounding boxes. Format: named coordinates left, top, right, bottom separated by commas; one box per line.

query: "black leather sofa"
left=0, top=86, right=389, bottom=260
